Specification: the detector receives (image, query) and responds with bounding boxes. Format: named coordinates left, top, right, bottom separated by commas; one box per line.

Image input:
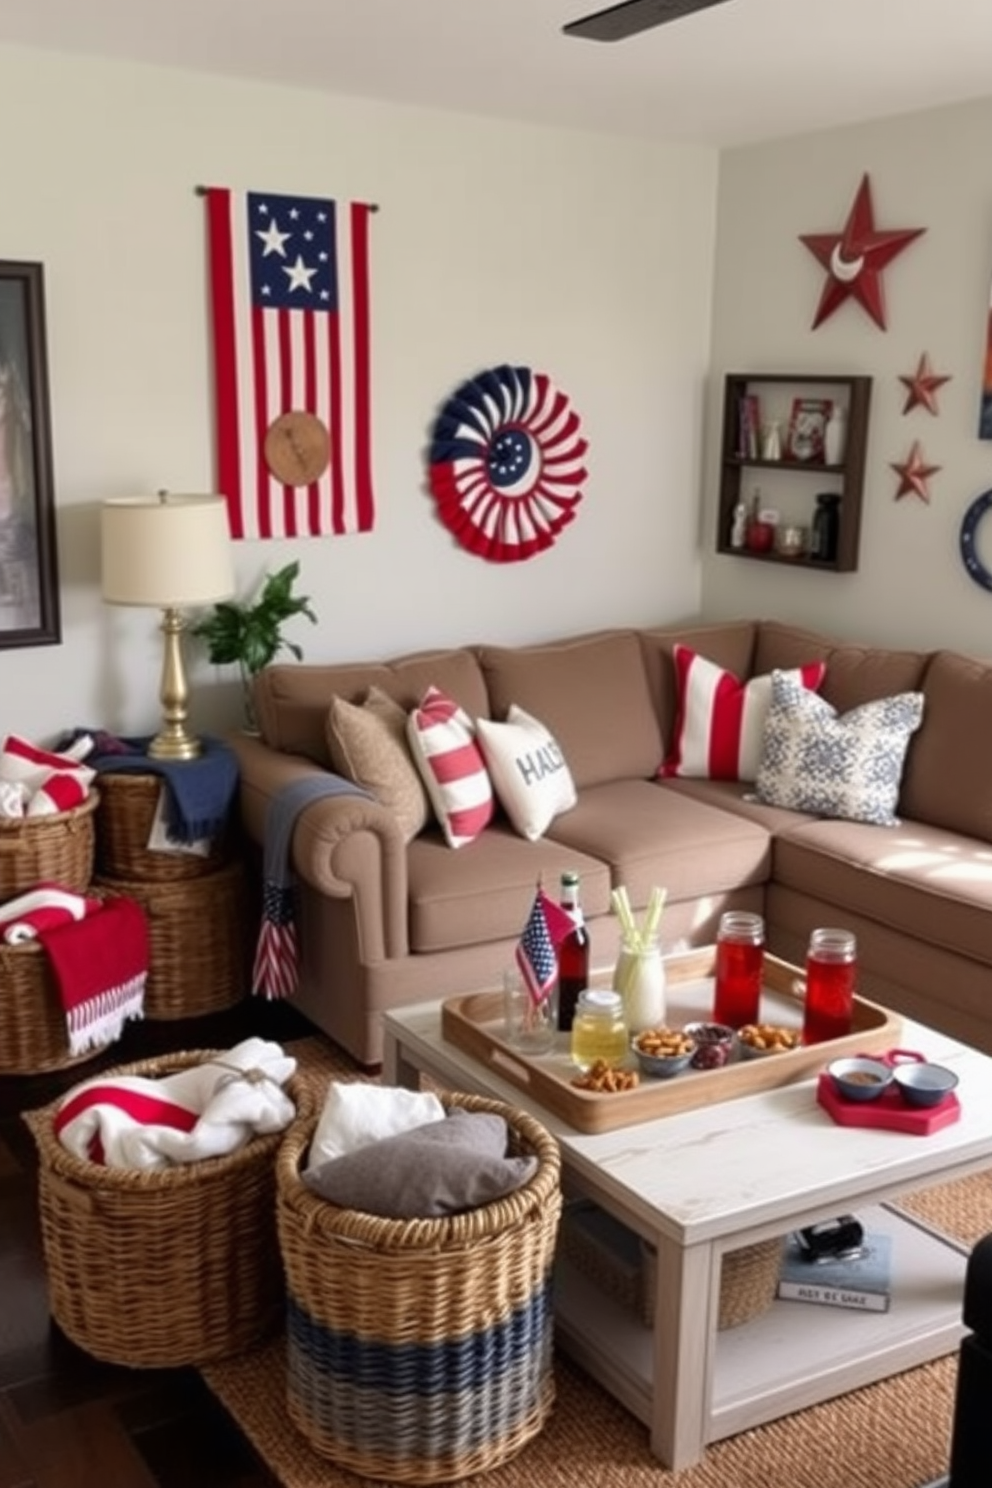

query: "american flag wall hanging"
left=203, top=187, right=377, bottom=541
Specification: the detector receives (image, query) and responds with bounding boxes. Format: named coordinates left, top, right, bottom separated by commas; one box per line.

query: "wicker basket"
left=0, top=792, right=98, bottom=897
left=277, top=1092, right=562, bottom=1484
left=95, top=772, right=231, bottom=882
left=0, top=938, right=114, bottom=1075
left=561, top=1200, right=783, bottom=1332
left=92, top=862, right=248, bottom=1019
left=23, top=1048, right=310, bottom=1368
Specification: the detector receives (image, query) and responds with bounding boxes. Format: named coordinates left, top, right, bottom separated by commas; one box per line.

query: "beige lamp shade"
left=101, top=493, right=235, bottom=607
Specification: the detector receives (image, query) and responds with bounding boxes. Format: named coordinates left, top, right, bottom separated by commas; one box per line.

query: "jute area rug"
left=202, top=1035, right=991, bottom=1488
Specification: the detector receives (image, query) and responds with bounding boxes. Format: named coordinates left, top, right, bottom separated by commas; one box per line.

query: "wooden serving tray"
left=440, top=947, right=902, bottom=1135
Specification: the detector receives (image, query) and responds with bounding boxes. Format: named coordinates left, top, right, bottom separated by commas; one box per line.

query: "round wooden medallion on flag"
left=428, top=364, right=588, bottom=562
left=264, top=411, right=330, bottom=486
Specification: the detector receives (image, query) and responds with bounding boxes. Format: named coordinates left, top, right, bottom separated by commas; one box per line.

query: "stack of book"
left=777, top=1230, right=892, bottom=1312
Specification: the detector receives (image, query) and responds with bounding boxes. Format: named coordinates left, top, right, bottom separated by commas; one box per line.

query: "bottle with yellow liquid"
left=570, top=989, right=629, bottom=1072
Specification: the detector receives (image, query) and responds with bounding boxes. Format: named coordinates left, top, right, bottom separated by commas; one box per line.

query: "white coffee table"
left=382, top=1000, right=992, bottom=1470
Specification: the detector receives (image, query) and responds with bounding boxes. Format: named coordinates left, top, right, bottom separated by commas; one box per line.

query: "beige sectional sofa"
left=232, top=618, right=992, bottom=1066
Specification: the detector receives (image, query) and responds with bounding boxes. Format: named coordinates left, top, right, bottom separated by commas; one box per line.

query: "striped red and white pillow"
left=407, top=686, right=494, bottom=848
left=658, top=646, right=827, bottom=782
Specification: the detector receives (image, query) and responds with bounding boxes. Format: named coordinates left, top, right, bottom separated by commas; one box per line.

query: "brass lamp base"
left=148, top=606, right=203, bottom=762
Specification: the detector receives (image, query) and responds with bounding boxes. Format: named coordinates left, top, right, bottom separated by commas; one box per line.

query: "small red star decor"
left=891, top=441, right=940, bottom=503
left=899, top=352, right=951, bottom=415
left=799, top=174, right=925, bottom=330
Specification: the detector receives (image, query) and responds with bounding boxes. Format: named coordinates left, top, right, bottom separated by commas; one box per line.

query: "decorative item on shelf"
left=737, top=392, right=761, bottom=459
left=798, top=172, right=926, bottom=330
left=891, top=441, right=941, bottom=503
left=746, top=506, right=777, bottom=554
left=760, top=420, right=782, bottom=461
left=786, top=397, right=831, bottom=462
left=809, top=493, right=841, bottom=563
left=900, top=352, right=951, bottom=416
left=191, top=561, right=316, bottom=734
left=729, top=501, right=748, bottom=549
left=824, top=403, right=847, bottom=464
left=101, top=493, right=235, bottom=762
left=775, top=524, right=808, bottom=560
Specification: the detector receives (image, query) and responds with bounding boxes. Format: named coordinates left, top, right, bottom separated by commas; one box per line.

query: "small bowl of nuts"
left=632, top=1027, right=697, bottom=1079
left=683, top=1021, right=737, bottom=1069
left=738, top=1023, right=802, bottom=1058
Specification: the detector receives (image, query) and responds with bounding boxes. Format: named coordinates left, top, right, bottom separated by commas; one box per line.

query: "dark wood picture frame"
left=0, top=260, right=60, bottom=647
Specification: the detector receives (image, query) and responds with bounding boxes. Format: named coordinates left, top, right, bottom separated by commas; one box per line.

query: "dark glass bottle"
left=556, top=869, right=591, bottom=1033
left=810, top=493, right=841, bottom=563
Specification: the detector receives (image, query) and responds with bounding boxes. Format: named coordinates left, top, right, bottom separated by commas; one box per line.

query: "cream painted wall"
left=703, top=96, right=992, bottom=658
left=0, top=44, right=717, bottom=744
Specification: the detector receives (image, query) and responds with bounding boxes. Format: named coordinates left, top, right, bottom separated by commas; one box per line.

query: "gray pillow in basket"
left=303, top=1108, right=537, bottom=1219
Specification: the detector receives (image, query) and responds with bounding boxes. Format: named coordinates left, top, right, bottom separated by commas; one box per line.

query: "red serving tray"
left=816, top=1071, right=961, bottom=1135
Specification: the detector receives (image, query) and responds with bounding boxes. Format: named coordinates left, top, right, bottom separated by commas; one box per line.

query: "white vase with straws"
left=611, top=884, right=667, bottom=1033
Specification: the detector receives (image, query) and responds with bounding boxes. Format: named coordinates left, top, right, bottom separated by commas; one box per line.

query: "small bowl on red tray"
left=893, top=1061, right=959, bottom=1108
left=825, top=1056, right=894, bottom=1103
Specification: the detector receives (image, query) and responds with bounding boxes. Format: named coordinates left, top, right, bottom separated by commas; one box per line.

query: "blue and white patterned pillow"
left=754, top=670, right=925, bottom=826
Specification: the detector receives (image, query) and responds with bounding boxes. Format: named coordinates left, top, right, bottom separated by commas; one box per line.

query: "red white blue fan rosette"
left=428, top=364, right=588, bottom=562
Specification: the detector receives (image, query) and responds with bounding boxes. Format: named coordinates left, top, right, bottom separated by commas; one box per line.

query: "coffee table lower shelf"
left=553, top=1201, right=967, bottom=1446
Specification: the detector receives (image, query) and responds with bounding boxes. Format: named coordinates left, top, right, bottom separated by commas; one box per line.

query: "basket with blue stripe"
left=275, top=1090, right=562, bottom=1483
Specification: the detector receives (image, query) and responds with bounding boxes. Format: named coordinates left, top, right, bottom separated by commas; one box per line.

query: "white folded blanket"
left=307, top=1081, right=445, bottom=1170
left=53, top=1037, right=297, bottom=1170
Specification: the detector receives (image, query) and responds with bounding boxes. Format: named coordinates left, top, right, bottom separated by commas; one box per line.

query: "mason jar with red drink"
left=802, top=928, right=857, bottom=1044
left=713, top=911, right=765, bottom=1028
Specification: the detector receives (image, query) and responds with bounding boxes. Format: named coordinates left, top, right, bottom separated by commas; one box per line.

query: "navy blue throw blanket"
left=81, top=733, right=240, bottom=844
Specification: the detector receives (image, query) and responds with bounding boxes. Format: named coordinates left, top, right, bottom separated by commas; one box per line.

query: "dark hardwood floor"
left=0, top=996, right=318, bottom=1488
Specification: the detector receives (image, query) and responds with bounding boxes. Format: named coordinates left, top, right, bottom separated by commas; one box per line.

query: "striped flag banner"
left=204, top=186, right=376, bottom=541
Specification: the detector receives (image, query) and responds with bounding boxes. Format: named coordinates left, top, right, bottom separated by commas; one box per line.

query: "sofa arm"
left=229, top=733, right=410, bottom=961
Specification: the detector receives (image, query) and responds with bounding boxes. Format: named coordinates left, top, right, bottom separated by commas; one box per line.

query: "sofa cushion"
left=547, top=779, right=771, bottom=907
left=773, top=815, right=992, bottom=968
left=407, top=686, right=494, bottom=849
left=476, top=705, right=577, bottom=842
left=754, top=623, right=928, bottom=716
left=254, top=648, right=490, bottom=766
left=476, top=630, right=662, bottom=790
left=406, top=827, right=610, bottom=953
left=325, top=686, right=430, bottom=843
left=899, top=650, right=992, bottom=841
left=658, top=644, right=825, bottom=782
left=754, top=671, right=924, bottom=826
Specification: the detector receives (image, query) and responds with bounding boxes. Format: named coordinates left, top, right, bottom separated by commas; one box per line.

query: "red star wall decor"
left=799, top=174, right=925, bottom=330
left=891, top=441, right=940, bottom=503
left=900, top=352, right=951, bottom=415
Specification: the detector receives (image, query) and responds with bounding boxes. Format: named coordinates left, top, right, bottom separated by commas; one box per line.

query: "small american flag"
left=516, top=887, right=577, bottom=1006
left=252, top=881, right=299, bottom=1001
left=204, top=186, right=376, bottom=541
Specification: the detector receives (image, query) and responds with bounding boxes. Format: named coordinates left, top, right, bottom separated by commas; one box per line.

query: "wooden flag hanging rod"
left=193, top=185, right=379, bottom=210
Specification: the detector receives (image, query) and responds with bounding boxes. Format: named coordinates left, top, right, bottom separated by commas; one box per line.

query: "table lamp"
left=101, top=492, right=235, bottom=761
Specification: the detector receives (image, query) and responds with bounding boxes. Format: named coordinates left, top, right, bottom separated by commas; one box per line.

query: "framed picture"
left=0, top=261, right=60, bottom=647
left=786, top=396, right=832, bottom=463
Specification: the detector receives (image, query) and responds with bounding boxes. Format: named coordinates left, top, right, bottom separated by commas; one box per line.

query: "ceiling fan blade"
left=564, top=0, right=733, bottom=42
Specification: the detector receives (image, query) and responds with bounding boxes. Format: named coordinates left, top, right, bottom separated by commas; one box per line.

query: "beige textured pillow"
left=326, top=685, right=429, bottom=843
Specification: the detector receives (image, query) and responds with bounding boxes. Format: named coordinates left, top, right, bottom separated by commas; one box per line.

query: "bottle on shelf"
left=810, top=493, right=841, bottom=563
left=824, top=404, right=847, bottom=465
left=556, top=869, right=591, bottom=1033
left=730, top=502, right=748, bottom=549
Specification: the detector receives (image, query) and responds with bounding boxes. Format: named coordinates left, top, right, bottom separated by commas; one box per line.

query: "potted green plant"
left=192, top=560, right=317, bottom=732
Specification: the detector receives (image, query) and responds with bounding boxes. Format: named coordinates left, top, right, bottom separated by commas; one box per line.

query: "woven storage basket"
left=277, top=1092, right=563, bottom=1484
left=0, top=938, right=114, bottom=1075
left=95, top=772, right=230, bottom=882
left=561, top=1200, right=782, bottom=1331
left=0, top=791, right=98, bottom=897
left=23, top=1048, right=310, bottom=1368
left=92, top=861, right=248, bottom=1019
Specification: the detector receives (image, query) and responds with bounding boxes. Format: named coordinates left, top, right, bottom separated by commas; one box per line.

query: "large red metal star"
left=800, top=174, right=925, bottom=330
left=899, top=351, right=951, bottom=415
left=891, top=441, right=940, bottom=503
